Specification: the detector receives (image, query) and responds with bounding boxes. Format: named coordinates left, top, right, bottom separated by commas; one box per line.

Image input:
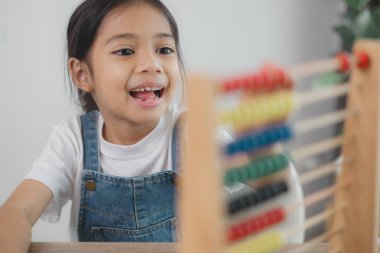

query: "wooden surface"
left=179, top=75, right=224, bottom=253
left=332, top=39, right=380, bottom=253
left=29, top=243, right=329, bottom=253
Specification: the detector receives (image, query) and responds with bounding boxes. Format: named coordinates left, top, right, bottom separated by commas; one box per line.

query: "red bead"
left=222, top=81, right=233, bottom=92
left=250, top=218, right=260, bottom=231
left=266, top=211, right=275, bottom=223
left=244, top=220, right=255, bottom=233
left=261, top=69, right=269, bottom=84
left=228, top=227, right=239, bottom=242
left=262, top=71, right=270, bottom=85
left=246, top=75, right=254, bottom=90
left=264, top=71, right=276, bottom=91
left=256, top=217, right=266, bottom=229
left=285, top=72, right=293, bottom=88
left=226, top=79, right=237, bottom=91
left=256, top=72, right=265, bottom=90
left=336, top=52, right=351, bottom=72
left=242, top=75, right=251, bottom=89
left=236, top=79, right=243, bottom=90
left=355, top=51, right=370, bottom=69
left=274, top=208, right=286, bottom=222
left=227, top=207, right=287, bottom=243
left=272, top=210, right=280, bottom=221
left=276, top=68, right=284, bottom=84
left=252, top=74, right=261, bottom=90
left=279, top=69, right=293, bottom=89
left=240, top=223, right=250, bottom=235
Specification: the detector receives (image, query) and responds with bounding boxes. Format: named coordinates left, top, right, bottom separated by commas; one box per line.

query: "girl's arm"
left=0, top=179, right=53, bottom=253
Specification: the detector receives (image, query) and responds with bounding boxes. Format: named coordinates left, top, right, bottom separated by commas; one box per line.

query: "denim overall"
left=77, top=110, right=180, bottom=242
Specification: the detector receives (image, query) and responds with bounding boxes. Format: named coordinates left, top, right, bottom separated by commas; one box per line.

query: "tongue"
left=134, top=91, right=156, bottom=100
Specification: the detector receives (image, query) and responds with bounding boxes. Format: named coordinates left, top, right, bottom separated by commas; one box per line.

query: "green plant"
left=314, top=0, right=380, bottom=87
left=335, top=0, right=380, bottom=51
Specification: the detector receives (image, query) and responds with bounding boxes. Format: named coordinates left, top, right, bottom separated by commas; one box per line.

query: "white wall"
left=0, top=0, right=341, bottom=242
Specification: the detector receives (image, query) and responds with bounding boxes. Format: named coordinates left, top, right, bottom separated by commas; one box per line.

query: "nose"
left=135, top=49, right=163, bottom=74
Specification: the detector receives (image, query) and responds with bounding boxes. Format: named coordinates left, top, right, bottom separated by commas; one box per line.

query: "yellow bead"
left=220, top=90, right=296, bottom=132
left=234, top=110, right=243, bottom=126
left=268, top=98, right=278, bottom=119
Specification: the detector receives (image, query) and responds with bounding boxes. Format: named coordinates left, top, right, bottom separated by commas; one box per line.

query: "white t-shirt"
left=25, top=105, right=304, bottom=242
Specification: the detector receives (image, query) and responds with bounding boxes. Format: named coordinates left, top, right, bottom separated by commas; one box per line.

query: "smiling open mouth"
left=129, top=87, right=165, bottom=101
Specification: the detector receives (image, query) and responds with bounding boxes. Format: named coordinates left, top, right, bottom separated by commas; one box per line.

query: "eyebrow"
left=106, top=32, right=174, bottom=44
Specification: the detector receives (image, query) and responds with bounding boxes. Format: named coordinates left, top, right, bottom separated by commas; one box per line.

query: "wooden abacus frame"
left=178, top=40, right=380, bottom=253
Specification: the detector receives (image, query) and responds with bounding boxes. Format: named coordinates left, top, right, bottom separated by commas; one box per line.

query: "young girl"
left=0, top=0, right=200, bottom=250
left=0, top=0, right=304, bottom=251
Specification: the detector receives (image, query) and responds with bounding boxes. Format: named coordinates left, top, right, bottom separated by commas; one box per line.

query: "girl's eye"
left=157, top=47, right=175, bottom=55
left=114, top=48, right=135, bottom=56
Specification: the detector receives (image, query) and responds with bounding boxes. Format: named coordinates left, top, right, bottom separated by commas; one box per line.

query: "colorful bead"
left=355, top=51, right=370, bottom=69
left=220, top=91, right=295, bottom=131
left=228, top=207, right=286, bottom=242
left=220, top=64, right=293, bottom=93
left=227, top=231, right=284, bottom=253
left=224, top=124, right=293, bottom=156
left=224, top=154, right=289, bottom=185
left=228, top=181, right=288, bottom=215
left=336, top=51, right=351, bottom=72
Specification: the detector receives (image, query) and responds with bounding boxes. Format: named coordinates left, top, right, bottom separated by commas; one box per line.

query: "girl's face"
left=87, top=3, right=180, bottom=127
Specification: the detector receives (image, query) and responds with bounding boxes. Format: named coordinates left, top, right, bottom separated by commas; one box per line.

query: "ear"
left=68, top=57, right=94, bottom=92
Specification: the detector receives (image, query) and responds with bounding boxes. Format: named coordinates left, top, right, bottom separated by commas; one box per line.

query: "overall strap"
left=80, top=110, right=100, bottom=172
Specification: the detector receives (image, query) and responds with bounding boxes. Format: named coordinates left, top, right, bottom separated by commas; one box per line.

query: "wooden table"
left=29, top=243, right=328, bottom=253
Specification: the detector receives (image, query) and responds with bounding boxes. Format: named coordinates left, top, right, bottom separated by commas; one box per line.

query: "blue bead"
left=226, top=143, right=237, bottom=155
left=258, top=134, right=267, bottom=147
left=242, top=138, right=252, bottom=151
left=276, top=127, right=284, bottom=139
left=250, top=137, right=258, bottom=149
left=237, top=141, right=246, bottom=153
left=265, top=131, right=274, bottom=143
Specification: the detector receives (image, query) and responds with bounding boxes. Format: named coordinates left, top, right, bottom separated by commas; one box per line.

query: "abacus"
left=178, top=40, right=380, bottom=253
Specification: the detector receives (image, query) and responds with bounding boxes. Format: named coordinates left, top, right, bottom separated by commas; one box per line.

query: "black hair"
left=66, top=0, right=185, bottom=112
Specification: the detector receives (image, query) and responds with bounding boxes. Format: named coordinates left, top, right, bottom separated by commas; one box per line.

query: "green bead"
left=255, top=161, right=265, bottom=176
left=271, top=155, right=282, bottom=170
left=253, top=165, right=262, bottom=179
left=230, top=171, right=240, bottom=184
left=238, top=168, right=248, bottom=181
left=281, top=155, right=289, bottom=167
left=246, top=164, right=257, bottom=179
left=263, top=158, right=274, bottom=173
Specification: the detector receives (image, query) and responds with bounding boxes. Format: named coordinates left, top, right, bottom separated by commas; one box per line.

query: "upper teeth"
left=132, top=87, right=162, bottom=92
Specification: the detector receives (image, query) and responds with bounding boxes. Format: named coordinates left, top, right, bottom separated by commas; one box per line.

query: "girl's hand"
left=0, top=179, right=53, bottom=253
